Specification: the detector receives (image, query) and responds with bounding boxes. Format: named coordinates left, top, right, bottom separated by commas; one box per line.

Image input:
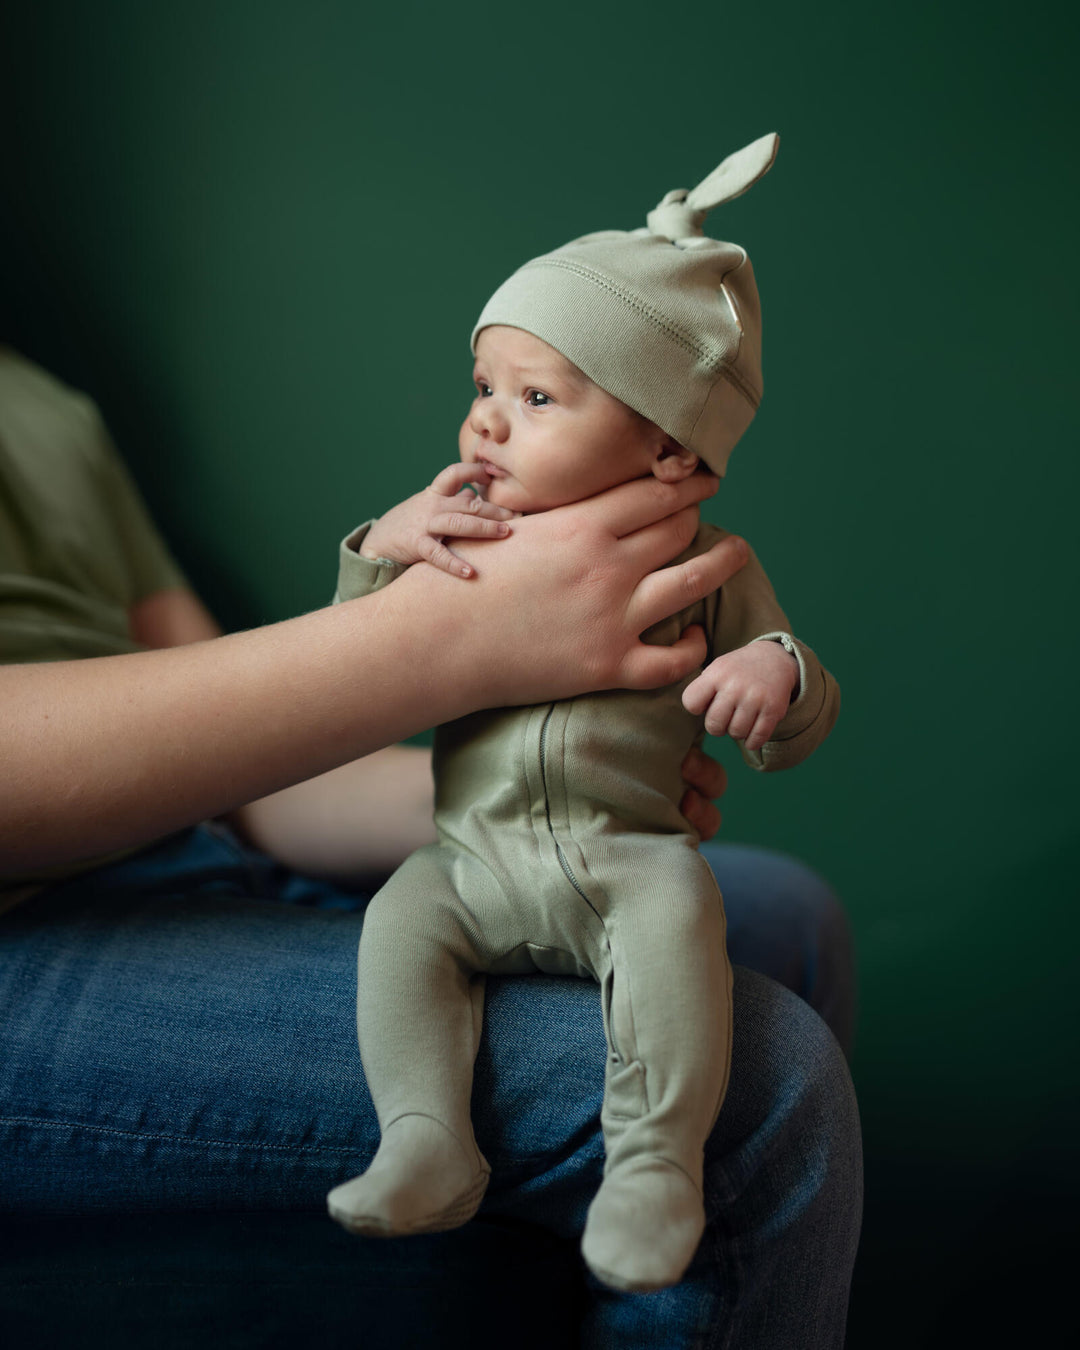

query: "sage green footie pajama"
left=327, top=520, right=840, bottom=1291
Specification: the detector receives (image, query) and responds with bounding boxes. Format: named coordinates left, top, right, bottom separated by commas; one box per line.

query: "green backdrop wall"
left=2, top=2, right=1076, bottom=1343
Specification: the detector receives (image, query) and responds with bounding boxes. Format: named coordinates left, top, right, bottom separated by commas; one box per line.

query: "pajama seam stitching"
left=538, top=702, right=601, bottom=921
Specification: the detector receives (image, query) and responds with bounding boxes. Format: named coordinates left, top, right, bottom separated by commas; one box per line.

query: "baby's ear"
left=651, top=439, right=699, bottom=484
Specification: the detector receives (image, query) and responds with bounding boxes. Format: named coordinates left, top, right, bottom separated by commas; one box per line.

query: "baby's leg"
left=327, top=847, right=492, bottom=1237
left=582, top=845, right=732, bottom=1292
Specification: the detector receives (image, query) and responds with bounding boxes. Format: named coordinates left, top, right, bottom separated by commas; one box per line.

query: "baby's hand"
left=361, top=463, right=515, bottom=579
left=682, top=641, right=799, bottom=752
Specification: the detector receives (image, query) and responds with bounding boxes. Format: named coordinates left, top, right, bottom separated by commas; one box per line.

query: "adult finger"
left=680, top=788, right=723, bottom=842
left=573, top=471, right=720, bottom=540
left=681, top=746, right=728, bottom=802
left=616, top=624, right=708, bottom=690
left=627, top=534, right=749, bottom=634
left=615, top=503, right=703, bottom=575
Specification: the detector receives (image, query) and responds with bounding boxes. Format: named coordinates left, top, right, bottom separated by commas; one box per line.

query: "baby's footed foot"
left=581, top=1156, right=705, bottom=1293
left=327, top=1114, right=490, bottom=1237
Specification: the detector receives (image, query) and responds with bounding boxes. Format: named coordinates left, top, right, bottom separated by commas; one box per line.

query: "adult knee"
left=705, top=967, right=862, bottom=1255
left=702, top=842, right=856, bottom=1056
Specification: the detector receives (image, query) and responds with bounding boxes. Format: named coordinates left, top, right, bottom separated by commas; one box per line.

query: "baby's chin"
left=482, top=479, right=533, bottom=514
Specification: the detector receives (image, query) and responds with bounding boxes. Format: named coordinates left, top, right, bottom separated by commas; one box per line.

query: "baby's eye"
left=526, top=390, right=551, bottom=407
left=475, top=381, right=493, bottom=398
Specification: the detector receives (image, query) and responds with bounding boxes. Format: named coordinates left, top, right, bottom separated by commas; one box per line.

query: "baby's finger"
left=702, top=693, right=738, bottom=739
left=744, top=709, right=781, bottom=752
left=460, top=494, right=515, bottom=520
left=429, top=512, right=513, bottom=541
left=418, top=535, right=478, bottom=580
left=725, top=700, right=761, bottom=743
left=430, top=462, right=492, bottom=497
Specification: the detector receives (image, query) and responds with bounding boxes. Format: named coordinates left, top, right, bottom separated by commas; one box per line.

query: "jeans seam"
left=1, top=1115, right=584, bottom=1168
left=0, top=1275, right=385, bottom=1290
left=0, top=1115, right=360, bottom=1157
left=196, top=821, right=278, bottom=898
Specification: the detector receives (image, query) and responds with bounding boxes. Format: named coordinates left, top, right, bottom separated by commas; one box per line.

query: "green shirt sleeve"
left=0, top=349, right=187, bottom=664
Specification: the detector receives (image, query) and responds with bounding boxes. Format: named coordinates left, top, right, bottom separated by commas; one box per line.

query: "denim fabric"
left=0, top=826, right=861, bottom=1348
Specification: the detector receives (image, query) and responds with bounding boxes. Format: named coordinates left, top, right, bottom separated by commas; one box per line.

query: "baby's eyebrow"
left=480, top=360, right=586, bottom=390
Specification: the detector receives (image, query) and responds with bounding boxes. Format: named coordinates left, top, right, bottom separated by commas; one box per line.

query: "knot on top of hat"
left=645, top=132, right=780, bottom=244
left=646, top=190, right=706, bottom=243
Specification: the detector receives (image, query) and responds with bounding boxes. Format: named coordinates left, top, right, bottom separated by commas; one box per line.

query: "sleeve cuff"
left=334, top=521, right=408, bottom=603
left=740, top=631, right=840, bottom=772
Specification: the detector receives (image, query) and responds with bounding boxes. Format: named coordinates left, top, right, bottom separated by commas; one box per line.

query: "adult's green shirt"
left=1, top=348, right=187, bottom=908
left=0, top=347, right=184, bottom=665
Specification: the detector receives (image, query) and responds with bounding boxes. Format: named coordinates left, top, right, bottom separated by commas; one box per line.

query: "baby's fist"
left=682, top=640, right=798, bottom=751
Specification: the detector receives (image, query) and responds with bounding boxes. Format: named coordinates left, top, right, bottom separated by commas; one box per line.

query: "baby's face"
left=458, top=327, right=669, bottom=514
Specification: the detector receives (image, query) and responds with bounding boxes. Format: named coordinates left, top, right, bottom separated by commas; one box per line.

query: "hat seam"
left=686, top=368, right=759, bottom=461
left=526, top=257, right=740, bottom=376
left=715, top=361, right=761, bottom=410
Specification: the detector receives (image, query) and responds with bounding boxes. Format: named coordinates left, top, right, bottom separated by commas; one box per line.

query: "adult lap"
left=0, top=826, right=852, bottom=1218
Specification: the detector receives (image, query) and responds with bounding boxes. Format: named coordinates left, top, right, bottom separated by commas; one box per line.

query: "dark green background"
left=2, top=2, right=1076, bottom=1343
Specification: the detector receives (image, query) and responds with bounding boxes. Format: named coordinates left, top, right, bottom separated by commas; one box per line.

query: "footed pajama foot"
left=327, top=1114, right=490, bottom=1237
left=581, top=1156, right=706, bottom=1293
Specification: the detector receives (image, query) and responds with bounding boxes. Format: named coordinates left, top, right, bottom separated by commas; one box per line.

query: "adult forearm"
left=0, top=590, right=475, bottom=874
left=2, top=474, right=747, bottom=875
left=229, top=745, right=438, bottom=885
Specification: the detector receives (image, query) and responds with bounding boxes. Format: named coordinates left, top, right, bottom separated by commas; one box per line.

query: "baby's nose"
left=469, top=400, right=509, bottom=441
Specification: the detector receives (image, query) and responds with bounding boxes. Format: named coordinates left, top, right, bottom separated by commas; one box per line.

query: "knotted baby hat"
left=471, top=133, right=779, bottom=476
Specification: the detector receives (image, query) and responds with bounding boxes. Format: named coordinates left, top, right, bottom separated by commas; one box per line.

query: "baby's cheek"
left=458, top=418, right=476, bottom=463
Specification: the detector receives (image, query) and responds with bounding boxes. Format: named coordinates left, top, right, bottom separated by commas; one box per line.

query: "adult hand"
left=680, top=746, right=728, bottom=841
left=404, top=471, right=749, bottom=708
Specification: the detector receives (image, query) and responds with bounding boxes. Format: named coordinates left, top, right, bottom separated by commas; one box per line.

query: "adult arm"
left=233, top=740, right=731, bottom=885
left=0, top=473, right=747, bottom=875
left=228, top=744, right=437, bottom=884
left=128, top=585, right=441, bottom=883
left=127, top=586, right=222, bottom=649
left=251, top=514, right=737, bottom=883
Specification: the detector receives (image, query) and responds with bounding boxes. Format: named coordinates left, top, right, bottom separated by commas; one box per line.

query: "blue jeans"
left=0, top=826, right=861, bottom=1347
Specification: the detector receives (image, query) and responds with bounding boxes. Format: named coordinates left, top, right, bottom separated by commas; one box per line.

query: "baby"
left=327, top=133, right=840, bottom=1293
